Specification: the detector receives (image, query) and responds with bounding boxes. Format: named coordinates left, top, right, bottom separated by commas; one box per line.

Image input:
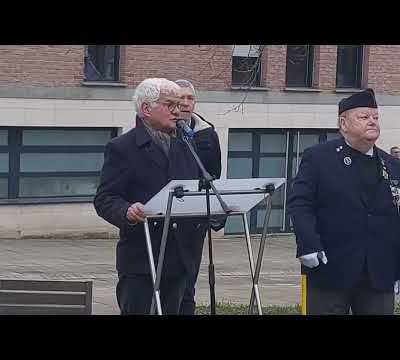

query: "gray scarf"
left=142, top=119, right=176, bottom=157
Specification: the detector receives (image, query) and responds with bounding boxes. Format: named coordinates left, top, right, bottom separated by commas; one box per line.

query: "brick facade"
left=0, top=45, right=84, bottom=87
left=318, top=45, right=337, bottom=90
left=125, top=45, right=231, bottom=90
left=367, top=45, right=400, bottom=95
left=265, top=45, right=287, bottom=90
left=0, top=45, right=399, bottom=95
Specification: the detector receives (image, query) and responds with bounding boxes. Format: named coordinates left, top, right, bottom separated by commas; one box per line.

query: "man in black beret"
left=338, top=88, right=377, bottom=115
left=289, top=88, right=400, bottom=314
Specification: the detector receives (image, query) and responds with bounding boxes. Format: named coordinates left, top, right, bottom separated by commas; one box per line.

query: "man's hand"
left=126, top=202, right=146, bottom=224
left=299, top=251, right=328, bottom=268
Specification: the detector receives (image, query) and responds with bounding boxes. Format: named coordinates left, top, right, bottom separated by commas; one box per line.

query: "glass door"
left=226, top=128, right=340, bottom=234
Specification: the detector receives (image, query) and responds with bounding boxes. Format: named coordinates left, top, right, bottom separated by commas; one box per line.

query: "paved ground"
left=0, top=234, right=301, bottom=314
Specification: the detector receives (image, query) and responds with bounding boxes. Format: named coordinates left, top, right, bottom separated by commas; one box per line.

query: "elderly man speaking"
left=94, top=78, right=207, bottom=315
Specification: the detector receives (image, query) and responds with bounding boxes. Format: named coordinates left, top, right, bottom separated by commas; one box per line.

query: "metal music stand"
left=143, top=177, right=286, bottom=315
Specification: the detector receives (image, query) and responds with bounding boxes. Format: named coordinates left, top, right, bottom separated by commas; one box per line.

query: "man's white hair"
left=133, top=78, right=180, bottom=116
left=175, top=79, right=196, bottom=96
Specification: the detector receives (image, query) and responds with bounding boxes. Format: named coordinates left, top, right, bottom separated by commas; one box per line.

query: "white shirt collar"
left=365, top=147, right=374, bottom=157
left=345, top=140, right=374, bottom=157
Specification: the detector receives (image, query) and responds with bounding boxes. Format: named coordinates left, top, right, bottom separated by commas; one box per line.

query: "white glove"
left=395, top=281, right=399, bottom=295
left=299, top=251, right=328, bottom=268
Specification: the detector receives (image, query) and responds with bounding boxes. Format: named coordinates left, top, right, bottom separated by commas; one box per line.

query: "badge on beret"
left=344, top=157, right=352, bottom=166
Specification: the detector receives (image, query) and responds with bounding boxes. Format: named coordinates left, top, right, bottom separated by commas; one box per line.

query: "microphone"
left=176, top=119, right=195, bottom=138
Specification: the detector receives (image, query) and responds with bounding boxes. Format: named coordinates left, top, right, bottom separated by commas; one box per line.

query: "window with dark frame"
left=0, top=129, right=8, bottom=199
left=336, top=45, right=363, bottom=88
left=0, top=127, right=117, bottom=202
left=232, top=45, right=262, bottom=87
left=286, top=45, right=314, bottom=88
left=226, top=128, right=341, bottom=234
left=84, top=45, right=120, bottom=82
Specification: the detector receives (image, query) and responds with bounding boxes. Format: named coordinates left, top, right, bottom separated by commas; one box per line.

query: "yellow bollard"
left=301, top=274, right=307, bottom=315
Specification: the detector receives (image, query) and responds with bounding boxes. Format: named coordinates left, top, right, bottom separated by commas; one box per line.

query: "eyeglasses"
left=157, top=100, right=182, bottom=112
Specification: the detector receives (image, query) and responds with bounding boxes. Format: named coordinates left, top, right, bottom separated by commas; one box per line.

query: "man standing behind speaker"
left=390, top=146, right=400, bottom=161
left=175, top=79, right=223, bottom=315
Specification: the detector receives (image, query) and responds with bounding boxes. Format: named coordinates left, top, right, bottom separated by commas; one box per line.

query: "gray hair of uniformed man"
left=338, top=110, right=348, bottom=132
left=133, top=78, right=180, bottom=117
left=175, top=79, right=196, bottom=96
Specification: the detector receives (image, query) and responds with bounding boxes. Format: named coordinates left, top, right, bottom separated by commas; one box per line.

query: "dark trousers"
left=179, top=232, right=206, bottom=315
left=180, top=271, right=198, bottom=315
left=116, top=273, right=187, bottom=315
left=306, top=269, right=394, bottom=315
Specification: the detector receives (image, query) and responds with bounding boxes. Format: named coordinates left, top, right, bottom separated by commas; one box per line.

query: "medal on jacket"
left=382, top=168, right=389, bottom=180
left=382, top=158, right=400, bottom=215
left=380, top=159, right=387, bottom=180
left=380, top=159, right=389, bottom=180
left=390, top=180, right=400, bottom=216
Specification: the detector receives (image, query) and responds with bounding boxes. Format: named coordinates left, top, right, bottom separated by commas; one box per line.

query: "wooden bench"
left=0, top=279, right=93, bottom=315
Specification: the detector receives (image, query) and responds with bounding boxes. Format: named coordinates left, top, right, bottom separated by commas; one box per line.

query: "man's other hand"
left=126, top=202, right=146, bottom=224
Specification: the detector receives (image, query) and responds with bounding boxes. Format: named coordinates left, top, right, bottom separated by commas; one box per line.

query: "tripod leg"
left=242, top=213, right=262, bottom=315
left=206, top=186, right=216, bottom=315
left=249, top=194, right=273, bottom=315
left=144, top=219, right=162, bottom=315
left=150, top=191, right=174, bottom=315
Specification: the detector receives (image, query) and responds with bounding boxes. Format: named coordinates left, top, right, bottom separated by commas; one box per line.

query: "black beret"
left=338, top=88, right=378, bottom=115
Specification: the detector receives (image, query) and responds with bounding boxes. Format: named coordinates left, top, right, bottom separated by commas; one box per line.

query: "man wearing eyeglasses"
left=94, top=78, right=207, bottom=315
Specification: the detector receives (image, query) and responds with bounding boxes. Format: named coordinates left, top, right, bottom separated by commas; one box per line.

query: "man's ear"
left=339, top=115, right=347, bottom=132
left=141, top=103, right=152, bottom=117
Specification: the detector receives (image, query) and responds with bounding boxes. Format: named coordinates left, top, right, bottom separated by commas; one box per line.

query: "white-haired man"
left=94, top=78, right=207, bottom=315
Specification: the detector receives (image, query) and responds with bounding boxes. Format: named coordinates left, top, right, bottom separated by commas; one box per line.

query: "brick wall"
left=367, top=45, right=400, bottom=95
left=0, top=45, right=84, bottom=87
left=1, top=45, right=400, bottom=95
left=318, top=45, right=337, bottom=90
left=125, top=45, right=232, bottom=90
left=265, top=45, right=338, bottom=91
left=265, top=45, right=287, bottom=90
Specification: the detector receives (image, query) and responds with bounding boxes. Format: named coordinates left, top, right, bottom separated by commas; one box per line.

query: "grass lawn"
left=195, top=302, right=400, bottom=315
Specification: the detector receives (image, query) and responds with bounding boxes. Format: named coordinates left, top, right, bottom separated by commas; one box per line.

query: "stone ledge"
left=0, top=231, right=119, bottom=240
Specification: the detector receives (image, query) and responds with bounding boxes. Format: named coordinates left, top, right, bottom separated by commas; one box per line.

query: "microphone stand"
left=179, top=128, right=230, bottom=315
